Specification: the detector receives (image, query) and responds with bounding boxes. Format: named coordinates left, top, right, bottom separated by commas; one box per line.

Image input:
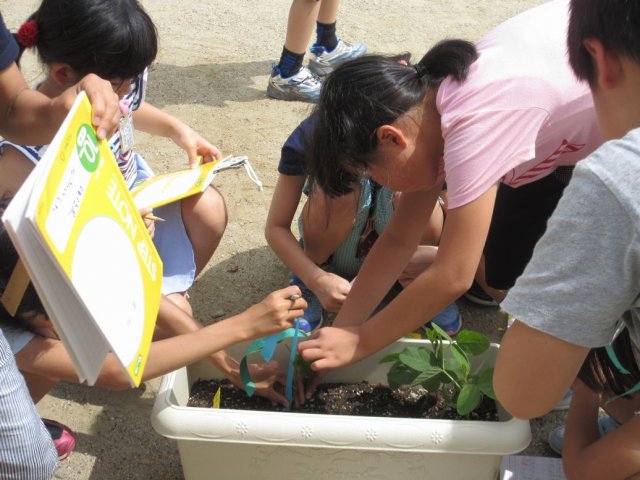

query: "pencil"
left=144, top=214, right=165, bottom=222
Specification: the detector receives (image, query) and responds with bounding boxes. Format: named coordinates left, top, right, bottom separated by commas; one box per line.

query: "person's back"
left=494, top=1, right=640, bottom=477
left=501, top=129, right=640, bottom=357
left=437, top=0, right=603, bottom=209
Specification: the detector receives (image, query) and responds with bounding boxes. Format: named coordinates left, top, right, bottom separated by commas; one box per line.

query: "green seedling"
left=293, top=353, right=313, bottom=380
left=381, top=323, right=496, bottom=416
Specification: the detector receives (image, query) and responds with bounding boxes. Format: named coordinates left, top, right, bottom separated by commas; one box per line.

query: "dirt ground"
left=1, top=0, right=567, bottom=478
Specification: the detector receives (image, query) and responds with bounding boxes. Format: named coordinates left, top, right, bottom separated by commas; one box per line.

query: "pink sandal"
left=42, top=418, right=77, bottom=460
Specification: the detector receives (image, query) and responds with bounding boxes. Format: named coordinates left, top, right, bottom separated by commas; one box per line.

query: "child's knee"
left=183, top=186, right=228, bottom=231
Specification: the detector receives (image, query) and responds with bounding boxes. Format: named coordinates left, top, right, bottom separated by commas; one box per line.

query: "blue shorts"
left=135, top=157, right=196, bottom=295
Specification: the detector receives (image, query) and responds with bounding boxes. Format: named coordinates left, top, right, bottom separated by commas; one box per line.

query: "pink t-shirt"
left=436, top=0, right=603, bottom=209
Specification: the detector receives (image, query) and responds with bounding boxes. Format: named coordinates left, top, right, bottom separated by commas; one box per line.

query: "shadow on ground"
left=46, top=381, right=183, bottom=480
left=146, top=61, right=273, bottom=109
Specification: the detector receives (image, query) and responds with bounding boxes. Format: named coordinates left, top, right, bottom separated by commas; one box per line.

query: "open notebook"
left=131, top=154, right=263, bottom=211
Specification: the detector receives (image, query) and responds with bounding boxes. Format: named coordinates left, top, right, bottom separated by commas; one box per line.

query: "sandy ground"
left=1, top=0, right=568, bottom=478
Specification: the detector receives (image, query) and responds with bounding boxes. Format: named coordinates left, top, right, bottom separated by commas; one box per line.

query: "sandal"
left=43, top=418, right=77, bottom=461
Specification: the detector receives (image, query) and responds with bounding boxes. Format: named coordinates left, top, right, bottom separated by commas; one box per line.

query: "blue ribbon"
left=605, top=341, right=640, bottom=404
left=239, top=322, right=306, bottom=410
left=285, top=320, right=301, bottom=404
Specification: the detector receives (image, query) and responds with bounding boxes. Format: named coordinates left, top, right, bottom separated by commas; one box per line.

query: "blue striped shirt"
left=0, top=70, right=148, bottom=189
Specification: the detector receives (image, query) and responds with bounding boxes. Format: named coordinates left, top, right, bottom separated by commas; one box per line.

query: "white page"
left=3, top=168, right=111, bottom=384
left=500, top=455, right=566, bottom=480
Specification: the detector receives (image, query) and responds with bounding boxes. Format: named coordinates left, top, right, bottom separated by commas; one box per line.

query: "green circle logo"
left=76, top=124, right=100, bottom=173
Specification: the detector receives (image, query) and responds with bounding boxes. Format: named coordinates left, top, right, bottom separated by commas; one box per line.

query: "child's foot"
left=431, top=302, right=463, bottom=336
left=406, top=302, right=463, bottom=338
left=288, top=273, right=324, bottom=333
left=308, top=38, right=368, bottom=77
left=548, top=416, right=619, bottom=455
left=43, top=418, right=77, bottom=460
left=267, top=65, right=322, bottom=103
left=552, top=389, right=572, bottom=411
left=463, top=280, right=499, bottom=307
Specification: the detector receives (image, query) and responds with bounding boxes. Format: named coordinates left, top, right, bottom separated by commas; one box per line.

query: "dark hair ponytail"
left=309, top=39, right=477, bottom=197
left=414, top=39, right=478, bottom=86
left=17, top=0, right=157, bottom=80
left=12, top=14, right=37, bottom=66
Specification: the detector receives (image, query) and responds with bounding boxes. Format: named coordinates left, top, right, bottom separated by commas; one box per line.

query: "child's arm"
left=155, top=293, right=297, bottom=406
left=132, top=101, right=221, bottom=167
left=562, top=380, right=640, bottom=480
left=0, top=65, right=119, bottom=142
left=299, top=184, right=495, bottom=371
left=265, top=174, right=350, bottom=312
left=15, top=288, right=305, bottom=391
left=494, top=320, right=589, bottom=418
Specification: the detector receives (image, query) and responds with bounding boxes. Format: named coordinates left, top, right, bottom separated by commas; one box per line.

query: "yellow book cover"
left=130, top=158, right=221, bottom=210
left=4, top=92, right=162, bottom=386
left=130, top=154, right=263, bottom=210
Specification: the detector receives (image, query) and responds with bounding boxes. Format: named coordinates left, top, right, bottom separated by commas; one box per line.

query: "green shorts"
left=298, top=178, right=394, bottom=279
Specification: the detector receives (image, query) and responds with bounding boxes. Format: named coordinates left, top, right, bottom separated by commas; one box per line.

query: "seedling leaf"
left=410, top=366, right=444, bottom=389
left=456, top=330, right=490, bottom=356
left=387, top=363, right=419, bottom=389
left=399, top=347, right=433, bottom=372
left=379, top=352, right=401, bottom=364
left=457, top=383, right=482, bottom=416
left=478, top=368, right=495, bottom=399
left=429, top=322, right=453, bottom=343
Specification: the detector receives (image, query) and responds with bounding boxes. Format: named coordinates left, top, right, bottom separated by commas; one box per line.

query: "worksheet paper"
left=500, top=455, right=566, bottom=480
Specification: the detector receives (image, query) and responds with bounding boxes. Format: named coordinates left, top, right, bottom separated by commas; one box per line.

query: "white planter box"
left=151, top=338, right=530, bottom=480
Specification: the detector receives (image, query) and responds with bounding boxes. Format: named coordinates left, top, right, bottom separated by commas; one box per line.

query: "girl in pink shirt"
left=298, top=0, right=603, bottom=377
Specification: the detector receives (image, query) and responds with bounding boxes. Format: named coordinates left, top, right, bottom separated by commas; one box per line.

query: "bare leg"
left=317, top=0, right=340, bottom=24
left=474, top=256, right=507, bottom=303
left=284, top=0, right=323, bottom=54
left=397, top=192, right=445, bottom=286
left=21, top=371, right=57, bottom=404
left=162, top=292, right=192, bottom=320
left=180, top=185, right=228, bottom=276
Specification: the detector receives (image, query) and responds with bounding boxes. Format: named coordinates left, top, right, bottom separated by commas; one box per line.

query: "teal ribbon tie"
left=240, top=321, right=307, bottom=410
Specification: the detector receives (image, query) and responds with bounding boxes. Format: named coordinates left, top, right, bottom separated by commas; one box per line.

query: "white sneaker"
left=267, top=65, right=322, bottom=103
left=308, top=38, right=368, bottom=77
left=552, top=389, right=572, bottom=411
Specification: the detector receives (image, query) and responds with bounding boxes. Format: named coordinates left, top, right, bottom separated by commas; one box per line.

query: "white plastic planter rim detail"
left=152, top=338, right=531, bottom=455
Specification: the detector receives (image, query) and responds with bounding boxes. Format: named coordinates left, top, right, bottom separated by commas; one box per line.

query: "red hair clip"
left=17, top=19, right=38, bottom=48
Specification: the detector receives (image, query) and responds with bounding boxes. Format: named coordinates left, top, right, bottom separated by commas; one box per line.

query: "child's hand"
left=310, top=272, right=351, bottom=313
left=295, top=368, right=327, bottom=406
left=138, top=207, right=155, bottom=238
left=298, top=325, right=364, bottom=371
left=170, top=122, right=222, bottom=168
left=61, top=73, right=121, bottom=139
left=227, top=359, right=289, bottom=408
left=243, top=286, right=307, bottom=339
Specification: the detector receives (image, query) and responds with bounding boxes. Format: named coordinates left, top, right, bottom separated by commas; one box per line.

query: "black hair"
left=0, top=197, right=46, bottom=326
left=568, top=0, right=640, bottom=84
left=15, top=0, right=157, bottom=80
left=578, top=327, right=640, bottom=398
left=308, top=39, right=477, bottom=197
